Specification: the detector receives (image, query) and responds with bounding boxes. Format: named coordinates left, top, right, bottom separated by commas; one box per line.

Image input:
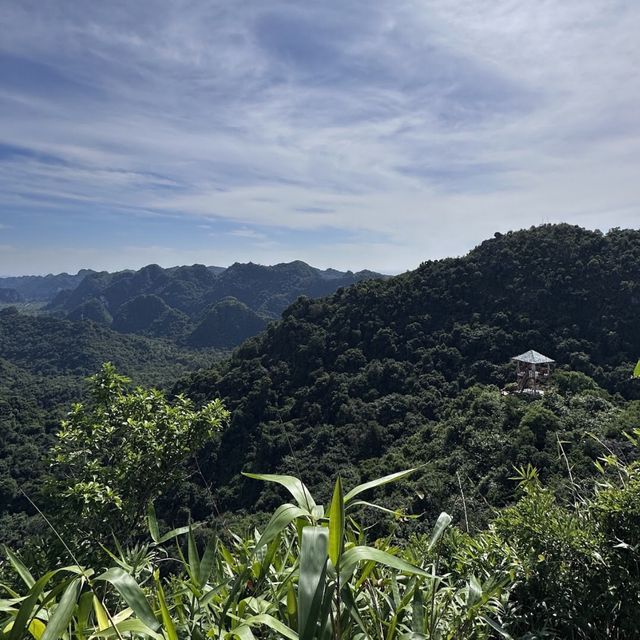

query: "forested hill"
left=176, top=224, right=640, bottom=520
left=47, top=261, right=385, bottom=347
left=0, top=308, right=220, bottom=545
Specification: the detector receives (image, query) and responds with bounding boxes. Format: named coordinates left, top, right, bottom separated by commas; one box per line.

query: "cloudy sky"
left=1, top=0, right=639, bottom=275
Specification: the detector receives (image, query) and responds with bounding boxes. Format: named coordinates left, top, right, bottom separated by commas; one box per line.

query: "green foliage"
left=0, top=309, right=224, bottom=547
left=1, top=469, right=511, bottom=640
left=174, top=225, right=640, bottom=523
left=48, top=363, right=229, bottom=543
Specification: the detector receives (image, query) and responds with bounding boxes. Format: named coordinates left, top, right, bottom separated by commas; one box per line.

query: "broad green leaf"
left=255, top=504, right=310, bottom=550
left=343, top=469, right=417, bottom=504
left=467, top=575, right=482, bottom=608
left=96, top=568, right=160, bottom=631
left=340, top=546, right=430, bottom=581
left=198, top=535, right=218, bottom=586
left=187, top=527, right=201, bottom=583
left=244, top=614, right=298, bottom=640
left=298, top=527, right=328, bottom=640
left=427, top=512, right=452, bottom=551
left=412, top=584, right=425, bottom=634
left=328, top=476, right=345, bottom=567
left=243, top=473, right=316, bottom=511
left=147, top=503, right=160, bottom=543
left=479, top=615, right=513, bottom=639
left=41, top=577, right=82, bottom=640
left=92, top=619, right=164, bottom=639
left=93, top=596, right=110, bottom=631
left=634, top=360, right=640, bottom=378
left=4, top=547, right=35, bottom=589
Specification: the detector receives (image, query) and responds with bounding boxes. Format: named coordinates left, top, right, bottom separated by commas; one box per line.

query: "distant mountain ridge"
left=0, top=270, right=95, bottom=301
left=46, top=261, right=386, bottom=347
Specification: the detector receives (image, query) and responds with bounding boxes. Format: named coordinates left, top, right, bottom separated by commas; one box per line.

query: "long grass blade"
left=243, top=473, right=316, bottom=511
left=340, top=547, right=430, bottom=582
left=343, top=469, right=417, bottom=504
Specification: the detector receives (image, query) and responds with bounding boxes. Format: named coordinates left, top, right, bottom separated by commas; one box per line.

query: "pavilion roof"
left=512, top=349, right=555, bottom=364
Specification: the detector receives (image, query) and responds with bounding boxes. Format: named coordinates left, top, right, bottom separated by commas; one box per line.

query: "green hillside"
left=0, top=308, right=223, bottom=545
left=48, top=261, right=385, bottom=347
left=173, top=225, right=640, bottom=522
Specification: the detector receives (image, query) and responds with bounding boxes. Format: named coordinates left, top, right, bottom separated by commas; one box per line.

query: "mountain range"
left=0, top=261, right=385, bottom=348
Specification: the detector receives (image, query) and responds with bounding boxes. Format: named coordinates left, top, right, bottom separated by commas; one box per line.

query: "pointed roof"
left=512, top=349, right=555, bottom=364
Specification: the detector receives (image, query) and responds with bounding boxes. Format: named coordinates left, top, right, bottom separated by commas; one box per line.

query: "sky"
left=1, top=0, right=639, bottom=276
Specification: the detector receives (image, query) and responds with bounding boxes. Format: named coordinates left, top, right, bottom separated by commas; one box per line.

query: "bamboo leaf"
left=343, top=469, right=418, bottom=504
left=328, top=477, right=345, bottom=567
left=225, top=626, right=256, bottom=640
left=187, top=527, right=201, bottom=584
left=8, top=569, right=72, bottom=640
left=346, top=500, right=418, bottom=518
left=27, top=618, right=46, bottom=640
left=96, top=568, right=159, bottom=631
left=298, top=527, right=328, bottom=640
left=340, top=546, right=430, bottom=581
left=243, top=473, right=316, bottom=511
left=244, top=614, right=299, bottom=640
left=467, top=575, right=482, bottom=607
left=479, top=615, right=513, bottom=638
left=412, top=584, right=425, bottom=634
left=4, top=547, right=35, bottom=589
left=427, top=512, right=452, bottom=551
left=157, top=525, right=194, bottom=545
left=92, top=619, right=164, bottom=639
left=147, top=503, right=160, bottom=544
left=198, top=535, right=218, bottom=586
left=41, top=578, right=82, bottom=640
left=287, top=581, right=297, bottom=630
left=255, top=504, right=310, bottom=550
left=257, top=534, right=281, bottom=583
left=93, top=595, right=110, bottom=631
left=76, top=591, right=93, bottom=636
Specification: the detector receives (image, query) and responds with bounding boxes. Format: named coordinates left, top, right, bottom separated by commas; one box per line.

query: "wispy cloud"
left=0, top=0, right=639, bottom=274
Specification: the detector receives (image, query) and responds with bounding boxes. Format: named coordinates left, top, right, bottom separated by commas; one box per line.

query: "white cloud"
left=0, top=0, right=638, bottom=272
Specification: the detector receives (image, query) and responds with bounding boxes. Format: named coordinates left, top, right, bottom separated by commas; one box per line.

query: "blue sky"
left=1, top=0, right=639, bottom=275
